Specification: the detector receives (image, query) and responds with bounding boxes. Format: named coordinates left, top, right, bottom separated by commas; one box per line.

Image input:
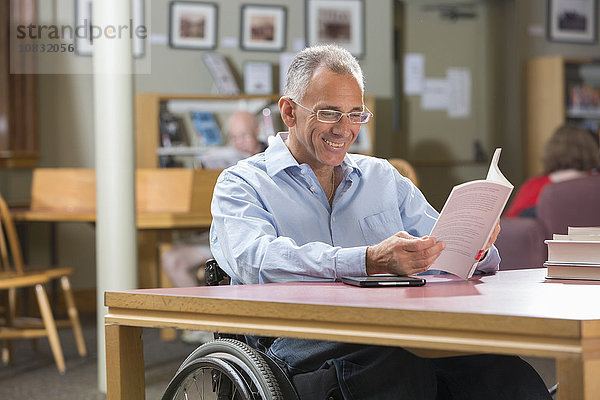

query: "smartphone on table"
left=341, top=275, right=426, bottom=288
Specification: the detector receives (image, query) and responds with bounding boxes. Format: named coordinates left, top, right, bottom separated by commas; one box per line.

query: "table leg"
left=106, top=324, right=145, bottom=400
left=556, top=358, right=600, bottom=400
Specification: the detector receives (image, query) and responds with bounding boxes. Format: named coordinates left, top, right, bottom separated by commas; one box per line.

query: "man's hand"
left=478, top=222, right=501, bottom=261
left=366, top=231, right=445, bottom=276
left=484, top=222, right=501, bottom=253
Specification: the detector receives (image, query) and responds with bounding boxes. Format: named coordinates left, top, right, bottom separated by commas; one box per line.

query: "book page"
left=429, top=148, right=513, bottom=279
left=486, top=148, right=512, bottom=186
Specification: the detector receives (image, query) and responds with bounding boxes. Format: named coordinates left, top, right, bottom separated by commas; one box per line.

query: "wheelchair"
left=160, top=337, right=297, bottom=399
left=161, top=259, right=337, bottom=400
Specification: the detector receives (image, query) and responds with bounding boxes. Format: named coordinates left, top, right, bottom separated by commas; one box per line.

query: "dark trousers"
left=259, top=338, right=552, bottom=400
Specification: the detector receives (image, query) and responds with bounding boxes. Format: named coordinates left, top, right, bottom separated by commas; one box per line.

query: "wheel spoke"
left=161, top=339, right=284, bottom=400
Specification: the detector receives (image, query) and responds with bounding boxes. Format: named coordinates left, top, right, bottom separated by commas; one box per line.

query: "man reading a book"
left=210, top=45, right=551, bottom=399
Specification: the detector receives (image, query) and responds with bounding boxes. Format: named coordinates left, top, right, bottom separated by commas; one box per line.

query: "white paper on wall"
left=421, top=79, right=449, bottom=110
left=447, top=68, right=471, bottom=118
left=279, top=53, right=295, bottom=95
left=404, top=53, right=425, bottom=95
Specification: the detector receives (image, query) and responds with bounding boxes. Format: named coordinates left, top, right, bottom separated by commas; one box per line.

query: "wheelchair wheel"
left=162, top=338, right=284, bottom=400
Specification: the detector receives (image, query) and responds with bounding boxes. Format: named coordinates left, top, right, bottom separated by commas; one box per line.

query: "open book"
left=429, top=148, right=513, bottom=279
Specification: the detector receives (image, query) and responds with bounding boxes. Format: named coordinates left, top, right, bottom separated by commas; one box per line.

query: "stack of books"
left=544, top=227, right=600, bottom=280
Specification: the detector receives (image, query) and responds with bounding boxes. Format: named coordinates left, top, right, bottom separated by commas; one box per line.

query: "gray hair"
left=283, top=44, right=364, bottom=101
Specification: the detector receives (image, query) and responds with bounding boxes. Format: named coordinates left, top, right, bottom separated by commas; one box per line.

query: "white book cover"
left=567, top=226, right=600, bottom=235
left=429, top=149, right=513, bottom=279
left=545, top=240, right=600, bottom=264
left=545, top=262, right=600, bottom=281
left=552, top=233, right=600, bottom=241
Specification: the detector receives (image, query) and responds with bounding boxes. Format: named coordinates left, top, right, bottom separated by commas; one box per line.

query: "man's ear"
left=279, top=97, right=296, bottom=128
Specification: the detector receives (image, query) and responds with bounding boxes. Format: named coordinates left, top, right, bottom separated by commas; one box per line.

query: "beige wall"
left=136, top=0, right=394, bottom=96
left=1, top=0, right=599, bottom=289
left=487, top=0, right=600, bottom=191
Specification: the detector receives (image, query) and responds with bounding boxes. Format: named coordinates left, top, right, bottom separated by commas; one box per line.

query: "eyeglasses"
left=290, top=99, right=373, bottom=124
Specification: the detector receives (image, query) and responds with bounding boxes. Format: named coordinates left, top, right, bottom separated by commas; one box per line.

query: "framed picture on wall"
left=547, top=0, right=597, bottom=44
left=74, top=0, right=146, bottom=57
left=240, top=5, right=287, bottom=51
left=306, top=0, right=364, bottom=58
left=169, top=1, right=218, bottom=50
left=243, top=61, right=273, bottom=94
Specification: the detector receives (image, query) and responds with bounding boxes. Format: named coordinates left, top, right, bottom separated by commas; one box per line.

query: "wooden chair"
left=0, top=193, right=86, bottom=372
left=388, top=158, right=419, bottom=187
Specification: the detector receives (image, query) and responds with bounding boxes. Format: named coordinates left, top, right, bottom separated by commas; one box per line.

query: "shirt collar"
left=265, top=132, right=363, bottom=178
left=265, top=132, right=300, bottom=177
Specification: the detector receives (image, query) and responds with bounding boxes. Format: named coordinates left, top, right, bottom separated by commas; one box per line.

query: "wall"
left=2, top=0, right=599, bottom=290
left=2, top=0, right=394, bottom=290
left=136, top=0, right=394, bottom=96
left=400, top=0, right=494, bottom=208
left=490, top=0, right=600, bottom=185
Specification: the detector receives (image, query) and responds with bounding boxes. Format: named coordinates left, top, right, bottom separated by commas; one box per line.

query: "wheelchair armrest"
left=205, top=258, right=230, bottom=286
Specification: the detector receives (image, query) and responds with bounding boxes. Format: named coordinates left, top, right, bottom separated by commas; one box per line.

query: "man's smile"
left=323, top=138, right=344, bottom=148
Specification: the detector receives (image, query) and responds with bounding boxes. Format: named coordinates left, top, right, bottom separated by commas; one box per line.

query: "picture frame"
left=547, top=0, right=597, bottom=44
left=243, top=61, right=273, bottom=94
left=240, top=4, right=287, bottom=52
left=306, top=0, right=364, bottom=58
left=169, top=1, right=218, bottom=50
left=202, top=53, right=241, bottom=95
left=74, top=0, right=146, bottom=57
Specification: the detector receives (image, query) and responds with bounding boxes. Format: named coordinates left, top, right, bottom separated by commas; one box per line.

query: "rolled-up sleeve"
left=473, top=245, right=500, bottom=274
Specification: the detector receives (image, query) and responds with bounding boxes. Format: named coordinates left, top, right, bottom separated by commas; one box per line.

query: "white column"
left=92, top=0, right=137, bottom=392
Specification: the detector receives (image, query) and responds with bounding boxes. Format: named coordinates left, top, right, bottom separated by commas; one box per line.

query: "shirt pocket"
left=359, top=209, right=404, bottom=245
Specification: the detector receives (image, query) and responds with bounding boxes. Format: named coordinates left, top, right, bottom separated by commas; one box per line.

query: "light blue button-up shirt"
left=210, top=133, right=499, bottom=284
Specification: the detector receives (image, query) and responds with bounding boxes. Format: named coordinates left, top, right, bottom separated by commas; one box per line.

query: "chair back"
left=495, top=217, right=547, bottom=269
left=388, top=158, right=419, bottom=187
left=136, top=168, right=220, bottom=213
left=30, top=168, right=221, bottom=215
left=31, top=169, right=96, bottom=212
left=538, top=175, right=600, bottom=235
left=0, top=193, right=25, bottom=274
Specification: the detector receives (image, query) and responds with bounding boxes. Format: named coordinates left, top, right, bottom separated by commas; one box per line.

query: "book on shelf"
left=182, top=111, right=223, bottom=147
left=202, top=53, right=240, bottom=95
left=567, top=83, right=600, bottom=114
left=545, top=239, right=600, bottom=264
left=545, top=262, right=600, bottom=281
left=429, top=148, right=513, bottom=280
left=159, top=111, right=185, bottom=148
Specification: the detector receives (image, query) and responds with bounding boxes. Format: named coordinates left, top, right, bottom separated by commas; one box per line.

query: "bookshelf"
left=525, top=56, right=600, bottom=176
left=135, top=93, right=280, bottom=168
left=0, top=0, right=38, bottom=167
left=134, top=92, right=376, bottom=168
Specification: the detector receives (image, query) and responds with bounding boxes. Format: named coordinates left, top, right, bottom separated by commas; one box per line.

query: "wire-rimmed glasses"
left=290, top=99, right=373, bottom=124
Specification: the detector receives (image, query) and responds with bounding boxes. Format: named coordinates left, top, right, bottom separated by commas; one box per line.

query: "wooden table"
left=104, top=268, right=600, bottom=400
left=11, top=209, right=212, bottom=229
